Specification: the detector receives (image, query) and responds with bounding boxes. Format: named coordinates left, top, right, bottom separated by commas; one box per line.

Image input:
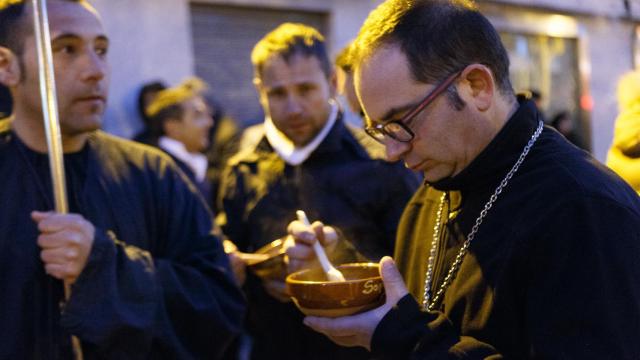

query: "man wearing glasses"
left=287, top=0, right=640, bottom=358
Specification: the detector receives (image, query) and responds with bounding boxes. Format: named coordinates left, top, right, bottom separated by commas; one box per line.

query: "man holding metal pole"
left=0, top=0, right=245, bottom=358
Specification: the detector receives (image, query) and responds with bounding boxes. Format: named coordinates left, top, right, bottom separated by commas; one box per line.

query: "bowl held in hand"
left=286, top=263, right=384, bottom=318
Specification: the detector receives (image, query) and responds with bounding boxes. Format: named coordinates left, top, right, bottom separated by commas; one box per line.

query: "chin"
left=286, top=133, right=311, bottom=147
left=62, top=116, right=103, bottom=135
left=422, top=167, right=453, bottom=184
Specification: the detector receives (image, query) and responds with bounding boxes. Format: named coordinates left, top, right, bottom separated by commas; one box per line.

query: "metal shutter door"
left=190, top=4, right=328, bottom=127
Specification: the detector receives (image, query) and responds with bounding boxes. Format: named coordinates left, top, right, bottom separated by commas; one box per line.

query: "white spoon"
left=296, top=210, right=346, bottom=282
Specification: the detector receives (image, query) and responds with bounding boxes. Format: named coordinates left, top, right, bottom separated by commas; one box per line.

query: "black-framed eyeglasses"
left=364, top=70, right=462, bottom=144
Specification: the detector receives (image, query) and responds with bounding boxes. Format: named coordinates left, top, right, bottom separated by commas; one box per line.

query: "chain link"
left=423, top=121, right=544, bottom=311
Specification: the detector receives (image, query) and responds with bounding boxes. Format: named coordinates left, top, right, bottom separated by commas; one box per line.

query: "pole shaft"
left=32, top=1, right=83, bottom=358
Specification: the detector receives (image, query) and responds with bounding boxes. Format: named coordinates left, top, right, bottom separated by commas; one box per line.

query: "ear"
left=0, top=46, right=21, bottom=87
left=458, top=64, right=495, bottom=112
left=253, top=77, right=270, bottom=110
left=252, top=77, right=262, bottom=91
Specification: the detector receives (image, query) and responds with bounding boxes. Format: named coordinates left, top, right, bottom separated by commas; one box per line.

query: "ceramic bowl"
left=286, top=263, right=384, bottom=318
left=247, top=238, right=287, bottom=281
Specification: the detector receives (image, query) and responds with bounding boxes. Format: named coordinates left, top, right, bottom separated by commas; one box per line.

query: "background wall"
left=91, top=0, right=195, bottom=137
left=91, top=0, right=377, bottom=138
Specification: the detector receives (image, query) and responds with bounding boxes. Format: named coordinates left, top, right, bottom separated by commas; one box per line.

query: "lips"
left=75, top=95, right=106, bottom=103
left=288, top=121, right=310, bottom=133
left=406, top=159, right=429, bottom=171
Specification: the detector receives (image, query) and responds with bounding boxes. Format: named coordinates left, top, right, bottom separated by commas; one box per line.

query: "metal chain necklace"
left=422, top=120, right=544, bottom=311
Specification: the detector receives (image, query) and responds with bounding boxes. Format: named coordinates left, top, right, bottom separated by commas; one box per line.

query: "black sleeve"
left=62, top=161, right=246, bottom=359
left=61, top=230, right=156, bottom=358
left=371, top=295, right=500, bottom=359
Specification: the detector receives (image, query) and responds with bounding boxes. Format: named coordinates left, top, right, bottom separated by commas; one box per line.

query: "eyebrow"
left=52, top=33, right=110, bottom=43
left=370, top=70, right=462, bottom=125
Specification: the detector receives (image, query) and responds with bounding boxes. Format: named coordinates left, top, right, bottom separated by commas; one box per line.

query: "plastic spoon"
left=296, top=210, right=346, bottom=282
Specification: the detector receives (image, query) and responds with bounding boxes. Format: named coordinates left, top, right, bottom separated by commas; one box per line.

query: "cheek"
left=266, top=98, right=285, bottom=116
left=412, top=117, right=453, bottom=156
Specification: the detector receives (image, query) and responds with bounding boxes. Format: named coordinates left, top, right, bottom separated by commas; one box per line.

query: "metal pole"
left=31, top=0, right=83, bottom=358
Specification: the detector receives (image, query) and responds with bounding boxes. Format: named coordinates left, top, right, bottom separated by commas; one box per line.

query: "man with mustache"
left=0, top=0, right=245, bottom=358
left=217, top=22, right=419, bottom=359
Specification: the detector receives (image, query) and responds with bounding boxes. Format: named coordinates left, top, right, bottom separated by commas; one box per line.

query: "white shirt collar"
left=158, top=136, right=208, bottom=182
left=264, top=100, right=338, bottom=166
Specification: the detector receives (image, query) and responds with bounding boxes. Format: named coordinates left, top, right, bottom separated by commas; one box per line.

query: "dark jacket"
left=218, top=115, right=420, bottom=359
left=0, top=121, right=245, bottom=359
left=371, top=99, right=640, bottom=359
left=164, top=150, right=213, bottom=210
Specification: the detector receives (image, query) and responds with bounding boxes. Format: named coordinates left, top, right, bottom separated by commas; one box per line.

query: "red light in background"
left=580, top=94, right=594, bottom=111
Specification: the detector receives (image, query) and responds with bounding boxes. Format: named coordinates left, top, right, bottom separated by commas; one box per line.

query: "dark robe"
left=164, top=151, right=213, bottom=211
left=372, top=99, right=640, bottom=359
left=0, top=120, right=245, bottom=359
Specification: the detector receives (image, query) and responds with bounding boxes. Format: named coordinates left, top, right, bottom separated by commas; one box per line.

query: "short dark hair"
left=251, top=22, right=331, bottom=80
left=137, top=80, right=167, bottom=125
left=0, top=0, right=82, bottom=56
left=528, top=89, right=541, bottom=102
left=149, top=103, right=184, bottom=138
left=353, top=0, right=514, bottom=97
left=0, top=1, right=31, bottom=56
left=550, top=110, right=570, bottom=129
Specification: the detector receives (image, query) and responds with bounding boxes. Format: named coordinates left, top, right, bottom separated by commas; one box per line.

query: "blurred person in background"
left=550, top=110, right=584, bottom=149
left=145, top=77, right=215, bottom=205
left=607, top=69, right=640, bottom=193
left=335, top=41, right=364, bottom=121
left=203, top=95, right=241, bottom=213
left=132, top=79, right=166, bottom=146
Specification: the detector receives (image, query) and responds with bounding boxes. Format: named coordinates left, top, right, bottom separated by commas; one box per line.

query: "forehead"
left=31, top=1, right=105, bottom=39
left=355, top=45, right=418, bottom=121
left=260, top=53, right=327, bottom=87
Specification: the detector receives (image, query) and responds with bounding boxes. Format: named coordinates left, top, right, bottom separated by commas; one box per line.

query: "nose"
left=205, top=114, right=214, bottom=129
left=81, top=50, right=107, bottom=83
left=384, top=138, right=411, bottom=163
left=284, top=94, right=303, bottom=116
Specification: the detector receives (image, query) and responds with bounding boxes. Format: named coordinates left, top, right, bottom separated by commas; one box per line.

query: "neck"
left=496, top=93, right=519, bottom=126
left=451, top=94, right=518, bottom=177
left=11, top=107, right=88, bottom=153
left=160, top=136, right=198, bottom=155
left=484, top=94, right=518, bottom=140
